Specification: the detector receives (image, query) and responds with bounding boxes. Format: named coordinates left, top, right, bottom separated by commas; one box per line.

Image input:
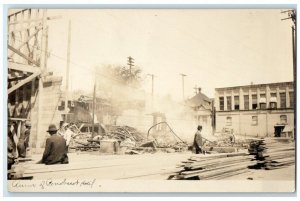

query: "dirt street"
left=19, top=152, right=295, bottom=181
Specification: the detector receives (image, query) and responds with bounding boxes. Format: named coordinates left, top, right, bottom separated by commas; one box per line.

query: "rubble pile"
left=248, top=138, right=295, bottom=170
left=69, top=123, right=189, bottom=154
left=106, top=125, right=147, bottom=145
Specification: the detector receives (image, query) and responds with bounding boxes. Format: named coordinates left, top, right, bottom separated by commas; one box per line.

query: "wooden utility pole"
left=65, top=20, right=72, bottom=115
left=91, top=82, right=96, bottom=138
left=147, top=74, right=154, bottom=109
left=127, top=56, right=134, bottom=75
left=281, top=10, right=296, bottom=86
left=281, top=9, right=296, bottom=140
left=180, top=73, right=186, bottom=101
left=36, top=9, right=48, bottom=149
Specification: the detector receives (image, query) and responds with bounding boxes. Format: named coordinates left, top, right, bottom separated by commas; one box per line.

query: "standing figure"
left=193, top=125, right=203, bottom=154
left=58, top=123, right=73, bottom=150
left=8, top=121, right=17, bottom=170
left=40, top=124, right=69, bottom=165
left=17, top=121, right=31, bottom=158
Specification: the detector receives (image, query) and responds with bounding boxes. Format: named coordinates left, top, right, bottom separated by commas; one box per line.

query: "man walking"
left=17, top=121, right=31, bottom=158
left=193, top=125, right=204, bottom=154
left=40, top=124, right=69, bottom=165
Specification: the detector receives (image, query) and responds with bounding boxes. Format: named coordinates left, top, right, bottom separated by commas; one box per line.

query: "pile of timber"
left=169, top=152, right=256, bottom=180
left=248, top=138, right=295, bottom=170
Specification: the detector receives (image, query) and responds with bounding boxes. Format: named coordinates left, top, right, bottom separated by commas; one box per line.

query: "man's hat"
left=47, top=124, right=58, bottom=132
left=25, top=121, right=31, bottom=127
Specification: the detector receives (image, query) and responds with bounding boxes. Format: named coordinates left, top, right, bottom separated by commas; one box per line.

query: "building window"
left=260, top=103, right=267, bottom=109
left=244, top=95, right=249, bottom=110
left=269, top=102, right=277, bottom=109
left=280, top=92, right=286, bottom=108
left=219, top=97, right=224, bottom=111
left=227, top=96, right=232, bottom=110
left=252, top=116, right=258, bottom=126
left=252, top=94, right=258, bottom=109
left=226, top=116, right=232, bottom=126
left=269, top=93, right=277, bottom=109
left=280, top=115, right=287, bottom=124
left=259, top=94, right=266, bottom=109
left=234, top=96, right=239, bottom=110
left=289, top=92, right=294, bottom=108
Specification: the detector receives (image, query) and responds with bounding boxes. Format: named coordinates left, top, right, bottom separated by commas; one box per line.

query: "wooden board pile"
left=248, top=138, right=295, bottom=170
left=169, top=152, right=256, bottom=180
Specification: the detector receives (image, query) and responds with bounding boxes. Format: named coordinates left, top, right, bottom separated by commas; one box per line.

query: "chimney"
left=198, top=88, right=202, bottom=94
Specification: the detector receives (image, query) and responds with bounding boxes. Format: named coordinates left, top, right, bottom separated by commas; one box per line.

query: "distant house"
left=185, top=88, right=214, bottom=134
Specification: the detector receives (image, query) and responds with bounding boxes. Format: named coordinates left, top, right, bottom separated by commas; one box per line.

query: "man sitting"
left=40, top=124, right=69, bottom=165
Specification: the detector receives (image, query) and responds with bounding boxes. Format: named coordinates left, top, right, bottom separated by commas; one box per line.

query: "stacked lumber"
left=248, top=138, right=295, bottom=170
left=169, top=152, right=256, bottom=180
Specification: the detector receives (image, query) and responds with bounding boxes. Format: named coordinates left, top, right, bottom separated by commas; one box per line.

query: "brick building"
left=214, top=82, right=294, bottom=138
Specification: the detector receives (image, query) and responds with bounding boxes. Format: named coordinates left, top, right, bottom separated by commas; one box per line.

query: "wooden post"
left=65, top=20, right=72, bottom=115
left=92, top=83, right=96, bottom=138
left=36, top=9, right=47, bottom=150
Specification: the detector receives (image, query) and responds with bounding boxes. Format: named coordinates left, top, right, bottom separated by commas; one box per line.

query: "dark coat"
left=17, top=129, right=30, bottom=158
left=193, top=131, right=203, bottom=148
left=8, top=132, right=17, bottom=169
left=42, top=134, right=69, bottom=165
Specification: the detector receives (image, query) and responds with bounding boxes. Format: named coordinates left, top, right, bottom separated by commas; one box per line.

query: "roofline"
left=215, top=81, right=294, bottom=91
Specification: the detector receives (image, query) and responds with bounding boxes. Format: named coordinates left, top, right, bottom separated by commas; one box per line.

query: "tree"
left=95, top=64, right=143, bottom=100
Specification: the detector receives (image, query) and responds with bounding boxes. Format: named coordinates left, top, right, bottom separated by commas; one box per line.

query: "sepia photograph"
left=5, top=8, right=296, bottom=193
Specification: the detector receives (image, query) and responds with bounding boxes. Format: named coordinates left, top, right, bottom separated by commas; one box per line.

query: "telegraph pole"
left=91, top=82, right=96, bottom=138
left=65, top=20, right=72, bottom=115
left=147, top=74, right=154, bottom=109
left=180, top=73, right=187, bottom=101
left=281, top=10, right=296, bottom=139
left=281, top=10, right=296, bottom=86
left=127, top=56, right=134, bottom=75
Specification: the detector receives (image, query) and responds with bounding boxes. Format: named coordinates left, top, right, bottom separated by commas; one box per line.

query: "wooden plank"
left=8, top=23, right=42, bottom=34
left=8, top=45, right=40, bottom=66
left=9, top=27, right=42, bottom=58
left=8, top=117, right=29, bottom=121
left=8, top=16, right=62, bottom=25
left=8, top=9, right=29, bottom=17
left=184, top=155, right=253, bottom=170
left=8, top=71, right=40, bottom=94
left=189, top=152, right=249, bottom=161
left=209, top=169, right=250, bottom=180
left=8, top=62, right=41, bottom=73
left=181, top=158, right=252, bottom=175
left=179, top=161, right=255, bottom=179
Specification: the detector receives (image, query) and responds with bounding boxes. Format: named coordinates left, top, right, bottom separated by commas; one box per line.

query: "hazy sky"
left=46, top=9, right=294, bottom=100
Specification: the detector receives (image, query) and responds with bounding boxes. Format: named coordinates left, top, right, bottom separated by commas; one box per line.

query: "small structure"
left=185, top=88, right=214, bottom=134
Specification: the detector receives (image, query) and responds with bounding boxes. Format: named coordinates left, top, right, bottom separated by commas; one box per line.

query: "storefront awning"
left=270, top=97, right=277, bottom=102
left=259, top=97, right=266, bottom=103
